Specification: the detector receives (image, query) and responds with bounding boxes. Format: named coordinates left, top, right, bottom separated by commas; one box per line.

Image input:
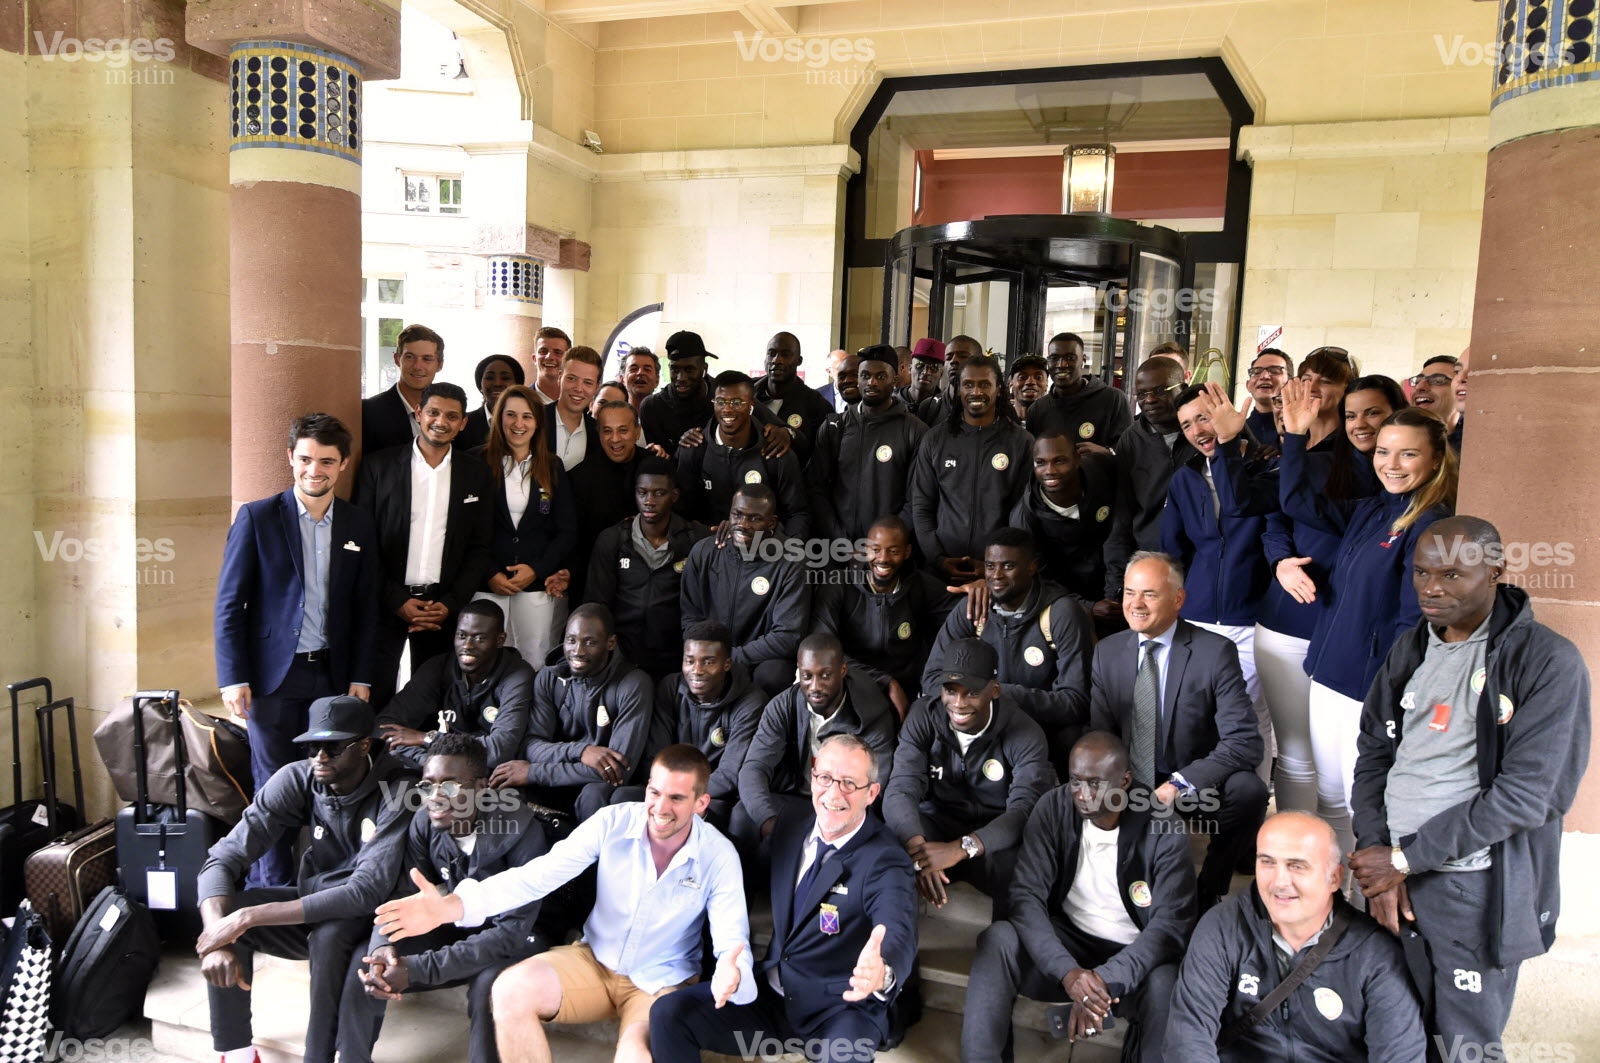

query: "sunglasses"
left=302, top=737, right=360, bottom=760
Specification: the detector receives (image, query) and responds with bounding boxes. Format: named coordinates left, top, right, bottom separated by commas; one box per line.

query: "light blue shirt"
left=294, top=495, right=333, bottom=654
left=453, top=803, right=755, bottom=1000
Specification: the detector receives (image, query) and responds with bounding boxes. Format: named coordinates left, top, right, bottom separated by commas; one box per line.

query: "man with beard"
left=363, top=324, right=446, bottom=455
left=1007, top=355, right=1049, bottom=423
left=1241, top=348, right=1291, bottom=446
left=676, top=370, right=811, bottom=539
left=814, top=516, right=963, bottom=719
left=374, top=601, right=533, bottom=772
left=1024, top=332, right=1132, bottom=457
left=915, top=334, right=984, bottom=426
left=807, top=345, right=928, bottom=543
left=568, top=399, right=651, bottom=601
left=884, top=638, right=1051, bottom=919
left=584, top=460, right=710, bottom=681
left=735, top=635, right=897, bottom=846
left=531, top=327, right=569, bottom=407
left=641, top=330, right=793, bottom=458
left=753, top=330, right=833, bottom=455
left=898, top=338, right=943, bottom=409
left=488, top=604, right=654, bottom=822
left=1101, top=356, right=1195, bottom=607
left=620, top=346, right=659, bottom=414
left=908, top=354, right=1033, bottom=585
left=817, top=347, right=850, bottom=414
left=679, top=485, right=811, bottom=696
left=458, top=354, right=523, bottom=452
left=827, top=351, right=862, bottom=418
left=1009, top=430, right=1119, bottom=616
left=1409, top=355, right=1464, bottom=451
left=923, top=528, right=1094, bottom=773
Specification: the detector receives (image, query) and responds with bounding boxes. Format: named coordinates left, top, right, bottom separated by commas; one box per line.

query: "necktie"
left=1132, top=640, right=1161, bottom=788
left=791, top=842, right=836, bottom=927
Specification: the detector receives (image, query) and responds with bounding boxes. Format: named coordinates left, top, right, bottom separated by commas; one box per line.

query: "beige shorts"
left=533, top=942, right=693, bottom=1031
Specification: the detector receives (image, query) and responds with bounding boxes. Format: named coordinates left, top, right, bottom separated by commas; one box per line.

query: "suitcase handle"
left=35, top=697, right=86, bottom=837
left=130, top=689, right=186, bottom=823
left=7, top=677, right=53, bottom=807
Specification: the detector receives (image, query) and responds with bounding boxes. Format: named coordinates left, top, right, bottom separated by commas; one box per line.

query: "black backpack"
left=51, top=886, right=160, bottom=1039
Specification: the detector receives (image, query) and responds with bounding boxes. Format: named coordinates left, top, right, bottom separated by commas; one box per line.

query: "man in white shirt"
left=375, top=744, right=753, bottom=1063
left=961, top=732, right=1196, bottom=1063
left=547, top=346, right=603, bottom=471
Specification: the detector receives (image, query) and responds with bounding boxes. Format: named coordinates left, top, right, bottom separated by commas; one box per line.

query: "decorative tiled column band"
left=230, top=42, right=361, bottom=162
left=484, top=256, right=544, bottom=382
left=487, top=255, right=544, bottom=305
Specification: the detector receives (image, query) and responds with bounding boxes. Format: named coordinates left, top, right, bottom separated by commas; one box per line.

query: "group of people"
left=203, top=322, right=1590, bottom=1063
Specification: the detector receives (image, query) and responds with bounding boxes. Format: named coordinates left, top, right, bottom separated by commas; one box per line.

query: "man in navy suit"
left=651, top=733, right=918, bottom=1063
left=354, top=382, right=495, bottom=710
left=1088, top=550, right=1267, bottom=909
left=215, top=413, right=379, bottom=887
left=362, top=324, right=445, bottom=457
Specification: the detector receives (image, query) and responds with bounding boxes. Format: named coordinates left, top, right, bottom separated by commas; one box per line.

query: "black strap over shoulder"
left=1218, top=906, right=1352, bottom=1049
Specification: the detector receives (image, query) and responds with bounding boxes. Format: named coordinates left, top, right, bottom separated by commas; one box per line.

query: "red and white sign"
left=1256, top=325, right=1283, bottom=354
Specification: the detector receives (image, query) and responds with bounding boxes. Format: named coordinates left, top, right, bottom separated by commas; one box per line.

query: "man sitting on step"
left=961, top=732, right=1195, bottom=1063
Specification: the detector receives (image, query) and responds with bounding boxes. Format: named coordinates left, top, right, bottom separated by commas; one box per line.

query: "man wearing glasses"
left=1409, top=355, right=1464, bottom=451
left=1025, top=332, right=1133, bottom=455
left=1242, top=348, right=1292, bottom=445
left=197, top=695, right=418, bottom=1063
left=676, top=370, right=811, bottom=539
left=652, top=733, right=918, bottom=1063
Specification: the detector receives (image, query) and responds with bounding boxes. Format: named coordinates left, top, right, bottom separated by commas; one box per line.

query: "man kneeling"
left=962, top=731, right=1194, bottom=1063
left=375, top=744, right=753, bottom=1063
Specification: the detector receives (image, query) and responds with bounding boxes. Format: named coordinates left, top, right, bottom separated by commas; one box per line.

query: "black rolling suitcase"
left=1, top=679, right=82, bottom=915
left=114, top=690, right=223, bottom=941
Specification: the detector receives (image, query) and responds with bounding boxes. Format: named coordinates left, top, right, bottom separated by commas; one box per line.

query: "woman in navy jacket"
left=473, top=384, right=576, bottom=666
left=1280, top=395, right=1455, bottom=858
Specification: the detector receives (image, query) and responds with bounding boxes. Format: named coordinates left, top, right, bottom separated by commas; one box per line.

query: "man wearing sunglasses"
left=197, top=695, right=417, bottom=1063
left=1409, top=355, right=1464, bottom=452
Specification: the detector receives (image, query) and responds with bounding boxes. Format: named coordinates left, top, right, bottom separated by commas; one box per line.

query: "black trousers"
left=206, top=888, right=372, bottom=1062
left=247, top=658, right=336, bottom=888
left=914, top=808, right=1020, bottom=920
left=1400, top=869, right=1522, bottom=1063
left=650, top=979, right=885, bottom=1063
left=961, top=918, right=1175, bottom=1063
left=371, top=617, right=454, bottom=711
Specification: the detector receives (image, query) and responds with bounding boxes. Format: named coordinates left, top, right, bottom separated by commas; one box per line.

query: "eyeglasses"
left=712, top=398, right=749, bottom=410
left=1246, top=366, right=1287, bottom=379
left=302, top=738, right=360, bottom=760
left=1133, top=383, right=1182, bottom=402
left=811, top=770, right=868, bottom=794
left=417, top=781, right=466, bottom=799
left=1408, top=374, right=1454, bottom=389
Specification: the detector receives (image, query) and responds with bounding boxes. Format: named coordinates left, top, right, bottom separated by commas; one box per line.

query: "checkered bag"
left=0, top=900, right=53, bottom=1062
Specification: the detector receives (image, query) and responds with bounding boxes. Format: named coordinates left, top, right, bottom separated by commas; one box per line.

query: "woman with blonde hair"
left=474, top=383, right=576, bottom=665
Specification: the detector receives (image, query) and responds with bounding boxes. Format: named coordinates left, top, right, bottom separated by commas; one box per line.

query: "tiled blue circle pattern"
left=488, top=256, right=543, bottom=304
left=230, top=41, right=361, bottom=162
left=1494, top=0, right=1600, bottom=106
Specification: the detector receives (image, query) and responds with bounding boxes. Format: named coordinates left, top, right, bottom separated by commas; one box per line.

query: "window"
left=378, top=278, right=405, bottom=304
left=404, top=175, right=464, bottom=214
left=361, top=275, right=408, bottom=395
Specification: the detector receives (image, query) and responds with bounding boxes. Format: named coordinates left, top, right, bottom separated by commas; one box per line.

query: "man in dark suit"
left=354, top=382, right=495, bottom=709
left=651, top=733, right=918, bottom=1063
left=1088, top=550, right=1267, bottom=908
left=362, top=324, right=445, bottom=457
left=545, top=345, right=604, bottom=472
left=215, top=413, right=379, bottom=887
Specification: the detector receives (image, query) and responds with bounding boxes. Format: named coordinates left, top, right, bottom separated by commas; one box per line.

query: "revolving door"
left=882, top=214, right=1189, bottom=389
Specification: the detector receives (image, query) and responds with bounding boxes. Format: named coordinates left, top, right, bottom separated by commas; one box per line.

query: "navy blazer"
left=762, top=808, right=917, bottom=1042
left=214, top=489, right=379, bottom=694
left=487, top=457, right=577, bottom=582
left=361, top=384, right=418, bottom=457
left=353, top=444, right=496, bottom=620
left=1087, top=620, right=1263, bottom=792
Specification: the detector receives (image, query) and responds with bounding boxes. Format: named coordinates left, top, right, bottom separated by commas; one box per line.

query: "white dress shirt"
left=554, top=409, right=587, bottom=470
left=403, top=441, right=452, bottom=586
left=502, top=454, right=533, bottom=526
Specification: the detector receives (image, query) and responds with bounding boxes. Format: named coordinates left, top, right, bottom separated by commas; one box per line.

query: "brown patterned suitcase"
left=21, top=697, right=116, bottom=942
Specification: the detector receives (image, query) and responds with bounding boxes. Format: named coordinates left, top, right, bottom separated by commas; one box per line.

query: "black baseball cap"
left=665, top=330, right=718, bottom=361
left=937, top=638, right=999, bottom=691
left=292, top=695, right=374, bottom=743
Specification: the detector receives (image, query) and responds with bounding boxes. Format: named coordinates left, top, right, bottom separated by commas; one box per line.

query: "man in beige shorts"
left=376, top=744, right=755, bottom=1063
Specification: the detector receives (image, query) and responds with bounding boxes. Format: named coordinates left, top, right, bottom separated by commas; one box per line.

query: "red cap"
left=912, top=338, right=946, bottom=362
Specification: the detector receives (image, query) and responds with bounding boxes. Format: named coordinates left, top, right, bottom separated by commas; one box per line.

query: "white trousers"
left=473, top=590, right=565, bottom=668
left=1253, top=623, right=1317, bottom=814
left=1307, top=679, right=1364, bottom=860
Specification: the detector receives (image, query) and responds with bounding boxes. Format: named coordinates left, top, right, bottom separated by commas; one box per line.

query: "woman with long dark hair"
left=474, top=383, right=575, bottom=665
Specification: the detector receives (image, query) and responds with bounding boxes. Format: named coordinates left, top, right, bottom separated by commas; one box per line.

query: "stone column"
left=1459, top=1, right=1600, bottom=829
left=482, top=254, right=545, bottom=384
left=187, top=3, right=400, bottom=505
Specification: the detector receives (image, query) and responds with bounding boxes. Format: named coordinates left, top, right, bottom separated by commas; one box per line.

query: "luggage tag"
left=818, top=903, right=840, bottom=935
left=146, top=869, right=178, bottom=910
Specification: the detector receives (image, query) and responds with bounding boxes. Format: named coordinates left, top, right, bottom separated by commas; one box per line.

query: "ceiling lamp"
left=1063, top=144, right=1116, bottom=214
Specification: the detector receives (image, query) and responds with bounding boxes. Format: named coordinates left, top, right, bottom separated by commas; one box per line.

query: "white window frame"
left=402, top=173, right=465, bottom=215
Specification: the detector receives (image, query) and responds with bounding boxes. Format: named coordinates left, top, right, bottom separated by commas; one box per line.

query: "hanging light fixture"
left=1063, top=144, right=1116, bottom=214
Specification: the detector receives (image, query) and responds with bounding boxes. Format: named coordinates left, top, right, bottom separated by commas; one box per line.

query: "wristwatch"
left=960, top=835, right=981, bottom=860
left=1391, top=845, right=1410, bottom=875
left=424, top=730, right=439, bottom=748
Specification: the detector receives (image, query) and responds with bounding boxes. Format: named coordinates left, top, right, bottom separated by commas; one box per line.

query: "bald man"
left=1166, top=811, right=1425, bottom=1062
left=817, top=347, right=851, bottom=414
left=753, top=331, right=832, bottom=456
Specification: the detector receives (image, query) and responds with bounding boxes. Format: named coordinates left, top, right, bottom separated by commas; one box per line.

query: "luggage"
left=114, top=690, right=224, bottom=940
left=50, top=885, right=160, bottom=1040
left=0, top=679, right=82, bottom=914
left=0, top=899, right=53, bottom=1062
left=23, top=697, right=116, bottom=943
left=94, top=694, right=252, bottom=824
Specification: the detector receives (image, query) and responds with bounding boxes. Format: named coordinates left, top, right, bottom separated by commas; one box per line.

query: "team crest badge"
left=982, top=759, right=1005, bottom=781
left=875, top=445, right=893, bottom=463
left=710, top=727, right=727, bottom=747
left=1314, top=987, right=1344, bottom=1020
left=1129, top=881, right=1152, bottom=907
left=1078, top=423, right=1094, bottom=439
left=991, top=453, right=1009, bottom=471
left=787, top=414, right=803, bottom=428
left=751, top=576, right=771, bottom=595
left=1023, top=646, right=1045, bottom=666
left=744, top=470, right=763, bottom=484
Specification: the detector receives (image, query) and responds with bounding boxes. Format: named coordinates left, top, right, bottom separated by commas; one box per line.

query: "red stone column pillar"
left=187, top=5, right=400, bottom=506
left=1460, top=2, right=1600, bottom=829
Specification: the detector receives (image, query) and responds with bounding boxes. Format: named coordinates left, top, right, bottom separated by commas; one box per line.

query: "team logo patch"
left=710, top=727, right=727, bottom=748
left=1471, top=667, right=1487, bottom=695
left=1129, top=880, right=1152, bottom=907
left=982, top=759, right=1005, bottom=782
left=674, top=560, right=686, bottom=573
left=619, top=557, right=631, bottom=569
left=1078, top=422, right=1094, bottom=439
left=751, top=576, right=771, bottom=596
left=875, top=444, right=893, bottom=463
left=1314, top=987, right=1344, bottom=1020
left=1497, top=694, right=1515, bottom=724
left=483, top=705, right=499, bottom=724
left=1023, top=646, right=1046, bottom=667
left=787, top=414, right=803, bottom=428
left=897, top=621, right=912, bottom=640
left=313, top=825, right=325, bottom=841
left=1096, top=506, right=1110, bottom=522
left=991, top=453, right=1009, bottom=471
left=360, top=818, right=376, bottom=844
left=597, top=704, right=611, bottom=728
left=744, top=470, right=763, bottom=484
left=1237, top=973, right=1260, bottom=997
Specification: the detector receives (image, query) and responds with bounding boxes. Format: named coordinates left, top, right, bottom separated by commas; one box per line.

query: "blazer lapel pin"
left=342, top=540, right=361, bottom=551
left=464, top=494, right=480, bottom=503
